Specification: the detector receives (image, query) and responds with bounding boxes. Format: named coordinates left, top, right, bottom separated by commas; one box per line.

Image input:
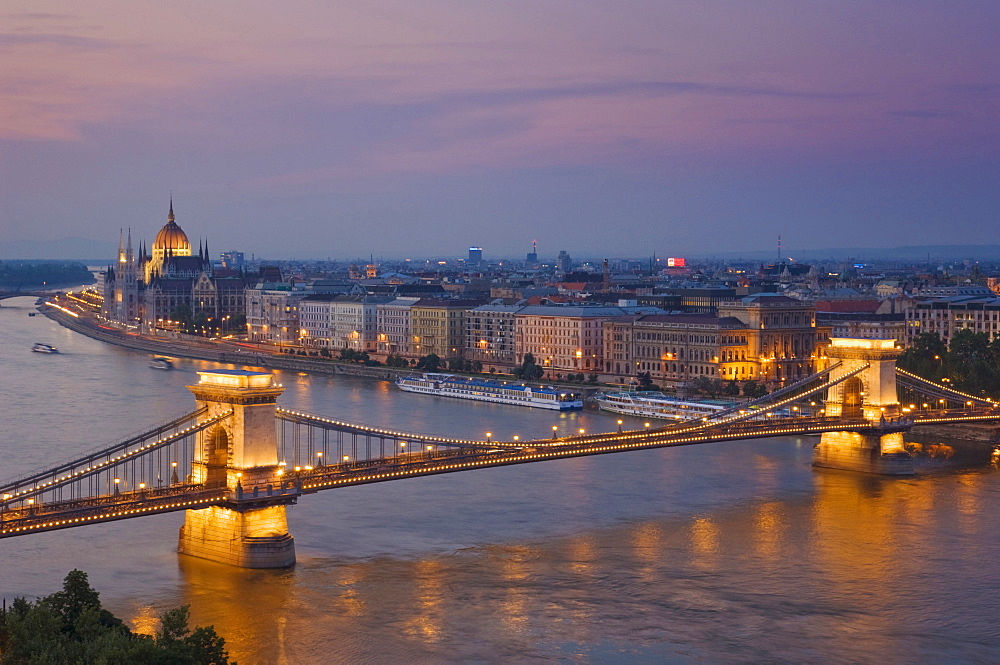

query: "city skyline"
left=2, top=2, right=998, bottom=259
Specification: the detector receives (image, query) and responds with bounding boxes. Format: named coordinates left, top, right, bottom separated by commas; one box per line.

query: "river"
left=2, top=296, right=998, bottom=664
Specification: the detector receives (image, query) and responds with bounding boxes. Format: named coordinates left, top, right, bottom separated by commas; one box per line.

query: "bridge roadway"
left=6, top=409, right=1000, bottom=539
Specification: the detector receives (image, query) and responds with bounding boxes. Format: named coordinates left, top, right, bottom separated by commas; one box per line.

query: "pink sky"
left=2, top=1, right=998, bottom=258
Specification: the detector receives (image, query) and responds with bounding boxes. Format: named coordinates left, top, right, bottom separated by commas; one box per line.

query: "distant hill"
left=691, top=245, right=1000, bottom=262
left=0, top=237, right=115, bottom=262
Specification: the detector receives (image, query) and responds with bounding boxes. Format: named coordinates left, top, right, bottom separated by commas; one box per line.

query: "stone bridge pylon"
left=813, top=338, right=913, bottom=475
left=178, top=370, right=296, bottom=568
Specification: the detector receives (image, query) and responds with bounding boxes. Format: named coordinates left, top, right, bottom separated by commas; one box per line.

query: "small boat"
left=32, top=343, right=59, bottom=354
left=150, top=357, right=174, bottom=370
left=28, top=312, right=36, bottom=317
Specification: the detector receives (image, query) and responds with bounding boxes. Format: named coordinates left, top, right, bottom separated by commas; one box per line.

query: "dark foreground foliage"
left=0, top=570, right=232, bottom=665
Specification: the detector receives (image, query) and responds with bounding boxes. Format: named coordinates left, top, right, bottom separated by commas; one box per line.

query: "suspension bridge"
left=2, top=337, right=997, bottom=567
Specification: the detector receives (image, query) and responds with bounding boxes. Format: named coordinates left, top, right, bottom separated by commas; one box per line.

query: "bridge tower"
left=178, top=370, right=296, bottom=568
left=813, top=338, right=913, bottom=475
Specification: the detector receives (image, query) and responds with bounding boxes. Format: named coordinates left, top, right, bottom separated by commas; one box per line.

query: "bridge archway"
left=841, top=376, right=863, bottom=418
left=204, top=426, right=230, bottom=488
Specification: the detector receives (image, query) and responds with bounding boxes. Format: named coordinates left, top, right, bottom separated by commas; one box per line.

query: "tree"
left=741, top=380, right=767, bottom=398
left=416, top=353, right=442, bottom=372
left=692, top=376, right=724, bottom=398
left=587, top=373, right=599, bottom=385
left=723, top=379, right=741, bottom=397
left=0, top=570, right=233, bottom=665
left=170, top=303, right=194, bottom=332
left=514, top=353, right=544, bottom=381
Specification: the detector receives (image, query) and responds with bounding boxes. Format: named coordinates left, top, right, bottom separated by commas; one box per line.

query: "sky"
left=1, top=1, right=998, bottom=260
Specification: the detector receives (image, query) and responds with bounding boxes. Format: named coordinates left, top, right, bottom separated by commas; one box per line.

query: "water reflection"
left=3, top=298, right=1000, bottom=664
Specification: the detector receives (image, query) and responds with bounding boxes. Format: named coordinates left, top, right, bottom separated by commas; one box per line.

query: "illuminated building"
left=515, top=303, right=663, bottom=373
left=410, top=299, right=484, bottom=360
left=103, top=200, right=247, bottom=331
left=602, top=295, right=830, bottom=387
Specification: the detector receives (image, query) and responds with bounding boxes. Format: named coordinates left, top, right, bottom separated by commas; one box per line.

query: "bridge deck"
left=12, top=411, right=998, bottom=539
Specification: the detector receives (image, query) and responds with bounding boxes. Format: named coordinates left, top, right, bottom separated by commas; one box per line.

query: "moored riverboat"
left=595, top=391, right=790, bottom=421
left=395, top=373, right=583, bottom=410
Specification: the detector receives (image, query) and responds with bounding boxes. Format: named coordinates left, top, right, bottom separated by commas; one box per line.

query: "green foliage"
left=586, top=373, right=599, bottom=385
left=898, top=332, right=947, bottom=383
left=899, top=330, right=1000, bottom=397
left=416, top=353, right=442, bottom=371
left=513, top=353, right=544, bottom=381
left=385, top=355, right=409, bottom=368
left=741, top=380, right=768, bottom=398
left=723, top=380, right=741, bottom=397
left=339, top=348, right=370, bottom=363
left=0, top=570, right=233, bottom=664
left=692, top=376, right=724, bottom=398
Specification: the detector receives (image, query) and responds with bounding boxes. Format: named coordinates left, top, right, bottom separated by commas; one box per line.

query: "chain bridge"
left=2, top=338, right=998, bottom=568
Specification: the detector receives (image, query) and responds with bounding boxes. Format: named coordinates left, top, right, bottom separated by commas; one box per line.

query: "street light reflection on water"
left=2, top=299, right=1000, bottom=664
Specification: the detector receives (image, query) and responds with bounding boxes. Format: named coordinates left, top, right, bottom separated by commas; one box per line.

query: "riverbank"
left=40, top=303, right=604, bottom=396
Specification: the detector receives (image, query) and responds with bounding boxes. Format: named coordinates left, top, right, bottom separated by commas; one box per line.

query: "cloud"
left=886, top=109, right=958, bottom=119
left=0, top=32, right=115, bottom=50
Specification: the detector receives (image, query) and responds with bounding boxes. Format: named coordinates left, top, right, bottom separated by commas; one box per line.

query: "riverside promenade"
left=39, top=301, right=604, bottom=398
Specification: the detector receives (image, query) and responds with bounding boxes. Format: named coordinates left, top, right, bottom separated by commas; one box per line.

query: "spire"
left=168, top=193, right=175, bottom=223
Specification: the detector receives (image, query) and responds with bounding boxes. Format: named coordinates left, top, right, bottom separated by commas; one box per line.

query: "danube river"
left=2, top=296, right=999, bottom=664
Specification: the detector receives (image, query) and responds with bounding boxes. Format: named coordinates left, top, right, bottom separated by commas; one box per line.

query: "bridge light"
left=343, top=455, right=350, bottom=462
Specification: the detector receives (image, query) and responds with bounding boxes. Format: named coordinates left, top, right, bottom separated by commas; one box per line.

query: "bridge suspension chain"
left=894, top=368, right=996, bottom=407
left=0, top=407, right=208, bottom=496
left=0, top=410, right=231, bottom=509
left=673, top=363, right=870, bottom=434
left=276, top=408, right=522, bottom=450
left=684, top=362, right=843, bottom=424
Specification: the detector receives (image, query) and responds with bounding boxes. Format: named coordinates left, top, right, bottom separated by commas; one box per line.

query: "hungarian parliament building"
left=102, top=201, right=247, bottom=330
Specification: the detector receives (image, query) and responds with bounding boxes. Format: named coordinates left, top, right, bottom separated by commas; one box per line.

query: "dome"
left=153, top=220, right=190, bottom=252
left=153, top=202, right=191, bottom=253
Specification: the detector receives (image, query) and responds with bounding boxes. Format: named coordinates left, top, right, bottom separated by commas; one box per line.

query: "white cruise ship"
left=395, top=373, right=583, bottom=410
left=595, top=391, right=790, bottom=422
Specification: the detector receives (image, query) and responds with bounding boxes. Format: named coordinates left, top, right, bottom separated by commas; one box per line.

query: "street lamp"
left=617, top=419, right=623, bottom=433
left=485, top=432, right=492, bottom=444
left=552, top=425, right=559, bottom=439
